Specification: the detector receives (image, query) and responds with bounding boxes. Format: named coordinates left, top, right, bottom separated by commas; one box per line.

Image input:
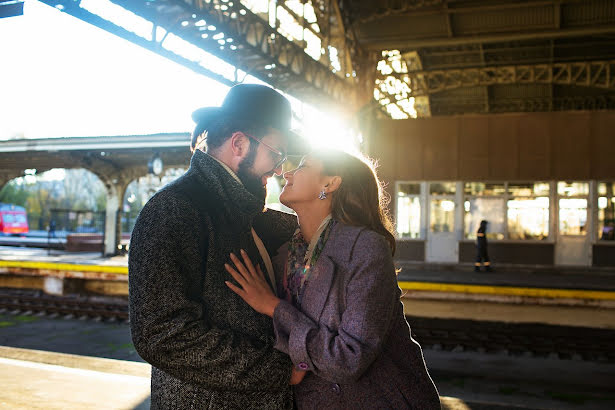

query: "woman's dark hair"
left=310, top=148, right=396, bottom=255
left=191, top=116, right=269, bottom=152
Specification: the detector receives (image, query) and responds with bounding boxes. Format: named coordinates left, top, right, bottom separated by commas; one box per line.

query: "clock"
left=149, top=155, right=163, bottom=176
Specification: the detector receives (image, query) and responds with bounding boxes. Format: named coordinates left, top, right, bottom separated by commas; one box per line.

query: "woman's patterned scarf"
left=283, top=218, right=335, bottom=306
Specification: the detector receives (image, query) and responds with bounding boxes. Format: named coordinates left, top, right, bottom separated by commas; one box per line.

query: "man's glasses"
left=244, top=133, right=287, bottom=170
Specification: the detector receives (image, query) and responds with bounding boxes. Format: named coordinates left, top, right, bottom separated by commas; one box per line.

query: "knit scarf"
left=283, top=217, right=335, bottom=306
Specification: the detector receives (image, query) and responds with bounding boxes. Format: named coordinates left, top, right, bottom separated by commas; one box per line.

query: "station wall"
left=367, top=111, right=615, bottom=267
left=368, top=111, right=615, bottom=182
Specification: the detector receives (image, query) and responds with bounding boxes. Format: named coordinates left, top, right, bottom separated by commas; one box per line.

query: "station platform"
left=0, top=346, right=150, bottom=410
left=2, top=246, right=615, bottom=328
left=3, top=344, right=612, bottom=410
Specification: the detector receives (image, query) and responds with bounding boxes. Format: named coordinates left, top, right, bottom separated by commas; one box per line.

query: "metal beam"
left=39, top=0, right=355, bottom=109
left=362, top=26, right=615, bottom=51
left=115, top=0, right=355, bottom=107
left=380, top=60, right=615, bottom=96
left=356, top=0, right=586, bottom=23
left=429, top=95, right=615, bottom=114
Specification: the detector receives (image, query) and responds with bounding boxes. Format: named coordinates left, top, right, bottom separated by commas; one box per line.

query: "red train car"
left=0, top=203, right=29, bottom=235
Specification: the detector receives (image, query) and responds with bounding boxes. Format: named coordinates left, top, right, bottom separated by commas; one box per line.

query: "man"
left=129, top=84, right=307, bottom=409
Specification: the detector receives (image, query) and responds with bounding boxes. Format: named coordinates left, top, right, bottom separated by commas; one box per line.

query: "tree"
left=0, top=179, right=29, bottom=207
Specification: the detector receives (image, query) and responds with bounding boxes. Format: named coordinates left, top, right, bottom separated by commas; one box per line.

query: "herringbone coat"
left=272, top=224, right=441, bottom=409
left=129, top=150, right=297, bottom=409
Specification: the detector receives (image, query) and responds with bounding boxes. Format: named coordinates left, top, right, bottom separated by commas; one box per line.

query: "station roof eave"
left=0, top=134, right=192, bottom=185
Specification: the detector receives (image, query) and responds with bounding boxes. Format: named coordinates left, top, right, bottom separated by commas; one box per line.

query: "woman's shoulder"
left=328, top=222, right=390, bottom=262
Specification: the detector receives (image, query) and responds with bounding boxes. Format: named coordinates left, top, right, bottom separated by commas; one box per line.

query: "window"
left=557, top=181, right=588, bottom=236
left=598, top=182, right=615, bottom=240
left=430, top=182, right=456, bottom=195
left=396, top=183, right=421, bottom=239
left=430, top=199, right=455, bottom=233
left=464, top=183, right=505, bottom=239
left=2, top=214, right=15, bottom=224
left=464, top=183, right=505, bottom=196
left=507, top=182, right=549, bottom=240
left=464, top=198, right=505, bottom=239
left=509, top=182, right=549, bottom=197
left=557, top=182, right=589, bottom=197
left=559, top=198, right=587, bottom=235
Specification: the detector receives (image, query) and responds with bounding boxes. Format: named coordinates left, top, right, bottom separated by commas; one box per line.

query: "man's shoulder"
left=134, top=176, right=202, bottom=229
left=252, top=209, right=297, bottom=251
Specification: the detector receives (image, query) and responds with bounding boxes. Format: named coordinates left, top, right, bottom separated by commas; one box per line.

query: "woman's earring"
left=318, top=189, right=327, bottom=200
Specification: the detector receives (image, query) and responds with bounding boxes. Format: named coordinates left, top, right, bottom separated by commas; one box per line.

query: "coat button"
left=331, top=383, right=340, bottom=394
left=297, top=362, right=308, bottom=370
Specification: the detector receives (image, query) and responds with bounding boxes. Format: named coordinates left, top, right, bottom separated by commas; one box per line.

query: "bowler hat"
left=192, top=84, right=308, bottom=155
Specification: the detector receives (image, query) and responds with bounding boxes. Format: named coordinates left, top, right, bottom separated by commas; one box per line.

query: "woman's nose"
left=283, top=170, right=292, bottom=180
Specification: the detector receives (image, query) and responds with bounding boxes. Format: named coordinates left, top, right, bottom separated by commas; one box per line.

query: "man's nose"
left=273, top=165, right=284, bottom=176
left=283, top=170, right=292, bottom=180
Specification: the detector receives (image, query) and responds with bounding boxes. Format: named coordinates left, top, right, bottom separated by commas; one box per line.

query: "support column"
left=103, top=178, right=130, bottom=256
left=104, top=183, right=120, bottom=256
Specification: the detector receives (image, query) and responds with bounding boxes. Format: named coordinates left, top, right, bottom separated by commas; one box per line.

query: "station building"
left=368, top=111, right=615, bottom=267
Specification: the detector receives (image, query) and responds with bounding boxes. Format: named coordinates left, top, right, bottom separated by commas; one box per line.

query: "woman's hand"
left=225, top=250, right=281, bottom=318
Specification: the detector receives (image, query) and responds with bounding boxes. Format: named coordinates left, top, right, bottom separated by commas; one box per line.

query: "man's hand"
left=290, top=367, right=307, bottom=385
left=225, top=250, right=281, bottom=317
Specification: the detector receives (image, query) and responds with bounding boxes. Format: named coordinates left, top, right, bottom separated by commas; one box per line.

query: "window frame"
left=556, top=181, right=590, bottom=238
left=463, top=181, right=507, bottom=240
left=395, top=181, right=424, bottom=240
left=596, top=181, right=615, bottom=243
left=462, top=181, right=552, bottom=243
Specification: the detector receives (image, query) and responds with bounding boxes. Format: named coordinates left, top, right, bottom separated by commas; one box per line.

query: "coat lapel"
left=299, top=254, right=336, bottom=322
left=297, top=223, right=365, bottom=321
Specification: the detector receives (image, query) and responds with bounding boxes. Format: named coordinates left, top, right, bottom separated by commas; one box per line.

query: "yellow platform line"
left=0, top=260, right=128, bottom=275
left=2, top=260, right=614, bottom=300
left=398, top=281, right=615, bottom=300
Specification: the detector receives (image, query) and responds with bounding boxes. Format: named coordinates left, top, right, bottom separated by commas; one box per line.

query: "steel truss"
left=40, top=0, right=356, bottom=108
left=380, top=60, right=615, bottom=97
left=429, top=95, right=615, bottom=115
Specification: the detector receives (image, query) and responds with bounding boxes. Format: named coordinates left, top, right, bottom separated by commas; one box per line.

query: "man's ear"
left=326, top=176, right=342, bottom=193
left=229, top=132, right=249, bottom=158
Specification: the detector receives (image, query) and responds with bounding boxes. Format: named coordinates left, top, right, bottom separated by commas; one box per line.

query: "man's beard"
left=237, top=146, right=267, bottom=202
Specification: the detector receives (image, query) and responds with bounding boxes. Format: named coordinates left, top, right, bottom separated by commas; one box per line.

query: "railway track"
left=0, top=290, right=128, bottom=321
left=407, top=316, right=615, bottom=363
left=2, top=289, right=614, bottom=363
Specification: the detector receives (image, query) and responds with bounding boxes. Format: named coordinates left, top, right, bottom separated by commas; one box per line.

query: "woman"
left=225, top=149, right=440, bottom=409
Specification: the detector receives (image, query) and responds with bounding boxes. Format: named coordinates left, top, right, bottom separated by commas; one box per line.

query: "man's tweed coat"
left=129, top=150, right=297, bottom=409
left=271, top=223, right=441, bottom=409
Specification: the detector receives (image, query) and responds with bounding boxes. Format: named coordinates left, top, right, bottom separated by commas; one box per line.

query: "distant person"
left=475, top=220, right=492, bottom=272
left=224, top=149, right=440, bottom=409
left=48, top=219, right=56, bottom=239
left=129, top=84, right=307, bottom=409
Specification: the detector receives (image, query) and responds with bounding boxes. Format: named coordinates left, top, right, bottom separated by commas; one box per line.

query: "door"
left=426, top=196, right=458, bottom=262
left=555, top=182, right=591, bottom=266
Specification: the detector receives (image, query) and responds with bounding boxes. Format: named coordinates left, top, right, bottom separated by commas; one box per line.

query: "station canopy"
left=37, top=0, right=614, bottom=121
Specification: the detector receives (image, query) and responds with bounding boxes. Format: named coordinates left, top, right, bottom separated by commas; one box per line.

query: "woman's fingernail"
left=240, top=249, right=246, bottom=254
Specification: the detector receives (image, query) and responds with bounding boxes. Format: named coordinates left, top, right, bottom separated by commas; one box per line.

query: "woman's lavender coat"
left=272, top=223, right=441, bottom=409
